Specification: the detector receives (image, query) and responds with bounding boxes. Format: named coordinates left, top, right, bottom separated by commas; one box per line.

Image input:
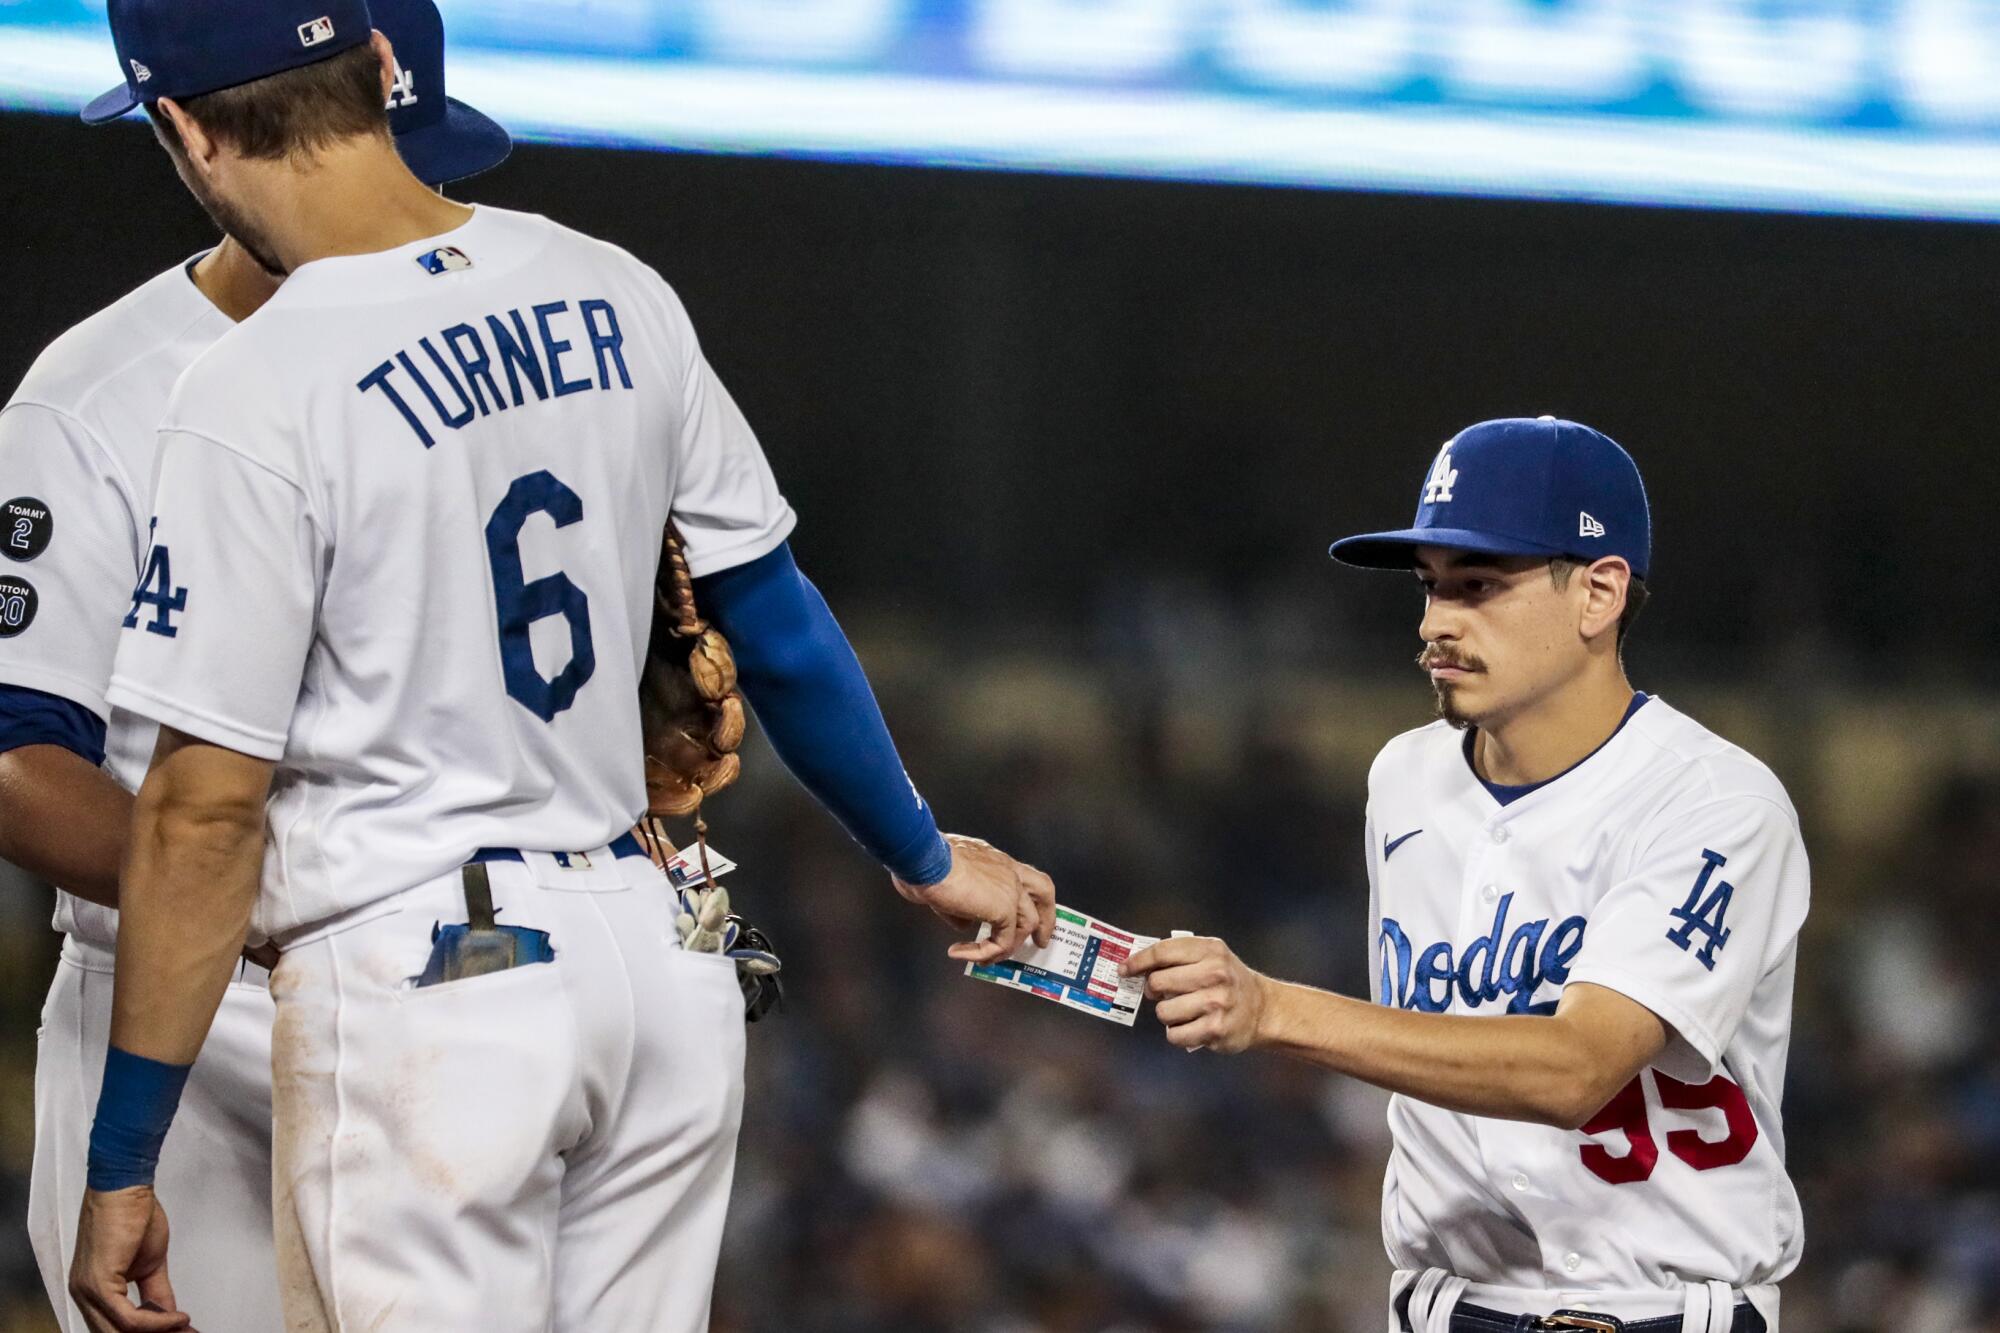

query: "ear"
left=1577, top=556, right=1630, bottom=645
left=155, top=97, right=217, bottom=169
left=372, top=30, right=399, bottom=102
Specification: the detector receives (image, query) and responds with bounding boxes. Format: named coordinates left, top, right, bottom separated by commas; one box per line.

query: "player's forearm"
left=0, top=745, right=132, bottom=907
left=1253, top=980, right=1632, bottom=1129
left=697, top=543, right=952, bottom=885
left=109, top=748, right=269, bottom=1066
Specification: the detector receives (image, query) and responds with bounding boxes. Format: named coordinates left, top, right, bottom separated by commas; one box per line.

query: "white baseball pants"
left=30, top=936, right=284, bottom=1333
left=268, top=850, right=746, bottom=1332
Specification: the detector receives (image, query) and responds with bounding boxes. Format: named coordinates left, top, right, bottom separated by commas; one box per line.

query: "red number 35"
left=1578, top=1071, right=1758, bottom=1185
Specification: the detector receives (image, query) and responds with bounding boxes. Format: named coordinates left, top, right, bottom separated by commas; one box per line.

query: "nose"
left=1420, top=596, right=1459, bottom=647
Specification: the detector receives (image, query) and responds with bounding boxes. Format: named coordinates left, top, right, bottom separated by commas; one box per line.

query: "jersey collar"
left=1465, top=691, right=1650, bottom=809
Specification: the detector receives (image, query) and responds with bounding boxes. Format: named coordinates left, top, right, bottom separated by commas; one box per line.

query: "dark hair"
left=149, top=43, right=387, bottom=160
left=1549, top=557, right=1648, bottom=646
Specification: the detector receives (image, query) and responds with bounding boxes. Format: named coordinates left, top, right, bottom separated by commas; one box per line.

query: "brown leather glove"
left=642, top=523, right=746, bottom=820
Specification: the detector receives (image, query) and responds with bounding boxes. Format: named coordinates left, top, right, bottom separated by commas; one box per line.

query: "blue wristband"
left=87, top=1047, right=193, bottom=1192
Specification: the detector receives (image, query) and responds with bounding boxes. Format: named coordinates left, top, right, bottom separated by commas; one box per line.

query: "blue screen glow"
left=6, top=0, right=2000, bottom=220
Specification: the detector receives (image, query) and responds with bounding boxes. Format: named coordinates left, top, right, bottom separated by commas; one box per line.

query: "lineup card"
left=966, top=905, right=1158, bottom=1026
left=663, top=843, right=738, bottom=889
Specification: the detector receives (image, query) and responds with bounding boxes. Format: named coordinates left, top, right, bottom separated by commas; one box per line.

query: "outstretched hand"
left=1123, top=934, right=1271, bottom=1054
left=69, top=1186, right=188, bottom=1332
left=894, top=833, right=1056, bottom=964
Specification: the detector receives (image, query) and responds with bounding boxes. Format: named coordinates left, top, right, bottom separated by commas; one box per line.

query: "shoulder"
left=1367, top=719, right=1463, bottom=797
left=7, top=265, right=217, bottom=440
left=158, top=322, right=307, bottom=482
left=486, top=207, right=664, bottom=285
left=1621, top=699, right=1801, bottom=837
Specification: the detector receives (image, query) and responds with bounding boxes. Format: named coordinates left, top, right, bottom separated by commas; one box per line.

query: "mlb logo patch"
left=416, top=246, right=474, bottom=275
left=298, top=16, right=337, bottom=48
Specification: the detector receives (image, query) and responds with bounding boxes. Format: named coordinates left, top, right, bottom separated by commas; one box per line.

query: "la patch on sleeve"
left=1, top=497, right=51, bottom=563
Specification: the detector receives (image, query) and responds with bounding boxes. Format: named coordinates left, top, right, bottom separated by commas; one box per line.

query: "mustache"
left=1417, top=645, right=1485, bottom=674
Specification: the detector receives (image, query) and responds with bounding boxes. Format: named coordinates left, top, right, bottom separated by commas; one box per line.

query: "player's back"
left=0, top=261, right=232, bottom=948
left=109, top=207, right=791, bottom=943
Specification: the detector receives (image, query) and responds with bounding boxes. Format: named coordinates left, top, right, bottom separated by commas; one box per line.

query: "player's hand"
left=1123, top=934, right=1271, bottom=1055
left=68, top=1186, right=190, bottom=1332
left=893, top=833, right=1056, bottom=964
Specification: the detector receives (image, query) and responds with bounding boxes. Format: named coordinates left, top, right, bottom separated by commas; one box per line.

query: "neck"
left=1471, top=662, right=1636, bottom=787
left=190, top=236, right=282, bottom=323
left=241, top=134, right=469, bottom=274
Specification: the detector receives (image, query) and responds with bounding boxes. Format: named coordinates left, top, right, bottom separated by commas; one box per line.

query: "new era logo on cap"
left=1580, top=513, right=1606, bottom=539
left=129, top=58, right=151, bottom=83
left=298, top=16, right=337, bottom=48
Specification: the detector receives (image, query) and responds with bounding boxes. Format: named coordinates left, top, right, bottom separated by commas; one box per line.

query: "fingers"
left=1019, top=866, right=1057, bottom=948
left=1122, top=935, right=1218, bottom=979
left=134, top=1267, right=178, bottom=1319
left=73, top=1287, right=189, bottom=1333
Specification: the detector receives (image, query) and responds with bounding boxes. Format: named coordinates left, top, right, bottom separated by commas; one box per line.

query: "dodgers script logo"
left=1379, top=893, right=1585, bottom=1015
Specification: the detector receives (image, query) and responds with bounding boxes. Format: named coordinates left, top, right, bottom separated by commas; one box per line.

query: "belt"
left=468, top=831, right=648, bottom=865
left=1398, top=1292, right=1768, bottom=1333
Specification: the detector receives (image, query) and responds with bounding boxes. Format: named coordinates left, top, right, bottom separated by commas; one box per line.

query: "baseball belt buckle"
left=1534, top=1314, right=1623, bottom=1333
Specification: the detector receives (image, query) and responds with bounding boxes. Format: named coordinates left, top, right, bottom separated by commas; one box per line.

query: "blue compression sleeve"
left=87, top=1047, right=193, bottom=1191
left=0, top=683, right=107, bottom=766
left=696, top=543, right=953, bottom=886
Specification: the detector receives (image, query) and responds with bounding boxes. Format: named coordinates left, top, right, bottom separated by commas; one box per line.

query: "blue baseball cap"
left=376, top=0, right=511, bottom=184
left=1330, top=417, right=1652, bottom=580
left=81, top=0, right=374, bottom=126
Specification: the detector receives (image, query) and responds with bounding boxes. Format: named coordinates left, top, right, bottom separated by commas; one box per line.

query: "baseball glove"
left=642, top=523, right=746, bottom=822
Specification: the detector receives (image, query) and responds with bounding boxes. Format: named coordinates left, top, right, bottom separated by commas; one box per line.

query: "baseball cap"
left=81, top=0, right=374, bottom=126
left=375, top=0, right=511, bottom=184
left=1329, top=417, right=1652, bottom=580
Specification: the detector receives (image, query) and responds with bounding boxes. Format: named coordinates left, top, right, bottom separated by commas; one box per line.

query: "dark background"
left=3, top=107, right=1999, bottom=1331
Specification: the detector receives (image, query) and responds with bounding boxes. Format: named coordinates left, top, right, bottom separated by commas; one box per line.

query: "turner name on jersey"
left=357, top=296, right=633, bottom=449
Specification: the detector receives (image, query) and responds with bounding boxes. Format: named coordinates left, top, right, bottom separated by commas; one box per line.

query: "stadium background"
left=3, top=4, right=2000, bottom=1326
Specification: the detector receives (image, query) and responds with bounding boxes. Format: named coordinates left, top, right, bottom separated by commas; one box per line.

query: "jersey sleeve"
left=104, top=431, right=323, bottom=761
left=659, top=287, right=797, bottom=578
left=1563, top=794, right=1809, bottom=1082
left=0, top=403, right=141, bottom=720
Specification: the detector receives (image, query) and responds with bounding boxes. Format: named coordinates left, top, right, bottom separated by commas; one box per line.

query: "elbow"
left=1530, top=1054, right=1636, bottom=1132
left=136, top=780, right=265, bottom=856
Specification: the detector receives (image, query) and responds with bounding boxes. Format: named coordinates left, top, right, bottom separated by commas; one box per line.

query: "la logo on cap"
left=298, top=16, right=337, bottom=48
left=1423, top=440, right=1459, bottom=505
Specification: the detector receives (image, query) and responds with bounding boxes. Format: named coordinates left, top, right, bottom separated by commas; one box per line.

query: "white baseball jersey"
left=0, top=260, right=227, bottom=949
left=1365, top=697, right=1807, bottom=1292
left=2, top=261, right=286, bottom=1332
left=107, top=206, right=794, bottom=944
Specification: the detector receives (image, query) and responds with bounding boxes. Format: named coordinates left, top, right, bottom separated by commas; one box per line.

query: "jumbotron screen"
left=4, top=0, right=1998, bottom=220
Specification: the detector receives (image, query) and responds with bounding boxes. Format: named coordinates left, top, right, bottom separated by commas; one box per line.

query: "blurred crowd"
left=2, top=656, right=1999, bottom=1332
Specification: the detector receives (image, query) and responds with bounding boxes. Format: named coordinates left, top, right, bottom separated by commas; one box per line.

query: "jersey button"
left=1481, top=884, right=1499, bottom=903
left=1510, top=1172, right=1529, bottom=1192
left=1490, top=826, right=1510, bottom=845
left=1562, top=1252, right=1582, bottom=1274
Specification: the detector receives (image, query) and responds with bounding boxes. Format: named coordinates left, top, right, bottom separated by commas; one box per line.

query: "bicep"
left=1553, top=981, right=1671, bottom=1090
